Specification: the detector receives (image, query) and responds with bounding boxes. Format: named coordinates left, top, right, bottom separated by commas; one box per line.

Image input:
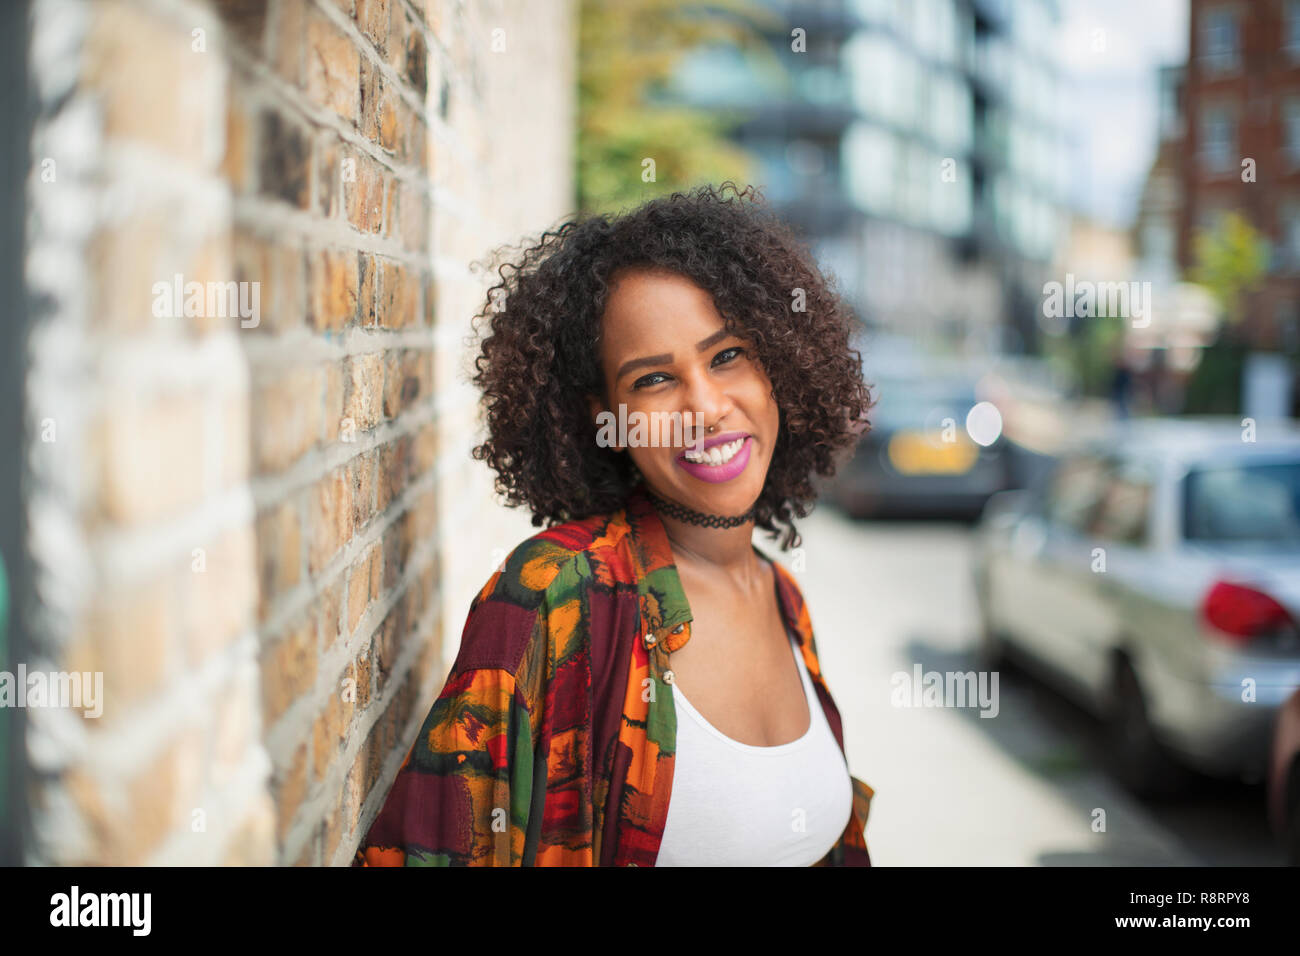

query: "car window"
left=1088, top=461, right=1154, bottom=545
left=1046, top=454, right=1114, bottom=533
left=1182, top=461, right=1300, bottom=543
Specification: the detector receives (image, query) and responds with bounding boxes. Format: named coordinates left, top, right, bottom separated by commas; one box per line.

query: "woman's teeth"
left=683, top=437, right=745, bottom=466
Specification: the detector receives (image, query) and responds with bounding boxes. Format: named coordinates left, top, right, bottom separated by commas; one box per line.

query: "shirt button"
left=663, top=669, right=675, bottom=684
left=671, top=624, right=685, bottom=634
left=644, top=633, right=657, bottom=647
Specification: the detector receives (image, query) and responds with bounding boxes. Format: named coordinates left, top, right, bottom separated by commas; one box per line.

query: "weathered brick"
left=354, top=639, right=373, bottom=711
left=376, top=435, right=411, bottom=511
left=252, top=365, right=324, bottom=473
left=385, top=0, right=406, bottom=71
left=85, top=2, right=213, bottom=162
left=221, top=797, right=275, bottom=866
left=211, top=666, right=256, bottom=788
left=274, top=743, right=309, bottom=845
left=344, top=735, right=367, bottom=828
left=255, top=498, right=303, bottom=622
left=306, top=10, right=360, bottom=123
left=344, top=151, right=384, bottom=232
left=260, top=611, right=316, bottom=726
left=307, top=246, right=358, bottom=331
left=314, top=133, right=341, bottom=219
left=358, top=253, right=377, bottom=328
left=271, top=0, right=305, bottom=86
left=378, top=259, right=417, bottom=329
left=342, top=352, right=384, bottom=432
left=65, top=576, right=175, bottom=720
left=318, top=577, right=345, bottom=653
left=222, top=83, right=252, bottom=193
left=125, top=727, right=204, bottom=863
left=324, top=362, right=346, bottom=443
left=347, top=545, right=375, bottom=634
left=424, top=273, right=437, bottom=326
left=219, top=389, right=251, bottom=489
left=350, top=449, right=377, bottom=528
left=232, top=232, right=276, bottom=333
left=356, top=0, right=390, bottom=55
left=378, top=84, right=400, bottom=153
left=398, top=181, right=430, bottom=248
left=404, top=22, right=427, bottom=96
left=179, top=523, right=257, bottom=664
left=97, top=391, right=207, bottom=524
left=313, top=688, right=345, bottom=781
left=323, top=806, right=342, bottom=863
left=259, top=111, right=311, bottom=208
left=308, top=465, right=354, bottom=574
left=88, top=211, right=169, bottom=334
left=213, top=0, right=269, bottom=50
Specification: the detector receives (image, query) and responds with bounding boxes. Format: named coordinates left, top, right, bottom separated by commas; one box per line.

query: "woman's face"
left=589, top=267, right=780, bottom=517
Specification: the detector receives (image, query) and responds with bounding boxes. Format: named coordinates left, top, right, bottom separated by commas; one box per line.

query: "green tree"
left=1183, top=211, right=1270, bottom=413
left=577, top=0, right=781, bottom=215
left=1189, top=210, right=1268, bottom=333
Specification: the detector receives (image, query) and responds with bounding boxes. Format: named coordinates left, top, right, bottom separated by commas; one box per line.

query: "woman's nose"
left=680, top=370, right=732, bottom=435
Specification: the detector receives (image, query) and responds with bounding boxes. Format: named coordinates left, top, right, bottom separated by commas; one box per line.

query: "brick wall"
left=22, top=0, right=572, bottom=865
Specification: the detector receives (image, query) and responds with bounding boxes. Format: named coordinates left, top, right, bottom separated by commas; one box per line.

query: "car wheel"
left=1105, top=659, right=1189, bottom=802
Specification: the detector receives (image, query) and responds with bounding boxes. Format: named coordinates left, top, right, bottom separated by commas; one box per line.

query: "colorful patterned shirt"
left=353, top=482, right=874, bottom=866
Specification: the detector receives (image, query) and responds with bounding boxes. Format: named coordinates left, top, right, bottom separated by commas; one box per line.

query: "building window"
left=1284, top=203, right=1300, bottom=270
left=1200, top=7, right=1239, bottom=74
left=1200, top=106, right=1235, bottom=174
left=1288, top=0, right=1300, bottom=60
left=1287, top=99, right=1300, bottom=168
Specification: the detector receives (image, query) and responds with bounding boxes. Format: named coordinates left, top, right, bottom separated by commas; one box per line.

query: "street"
left=781, top=503, right=1284, bottom=866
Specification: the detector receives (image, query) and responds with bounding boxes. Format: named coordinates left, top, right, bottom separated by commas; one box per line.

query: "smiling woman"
left=353, top=181, right=878, bottom=867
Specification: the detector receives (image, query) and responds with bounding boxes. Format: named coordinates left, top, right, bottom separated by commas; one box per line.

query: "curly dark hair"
left=467, top=181, right=874, bottom=550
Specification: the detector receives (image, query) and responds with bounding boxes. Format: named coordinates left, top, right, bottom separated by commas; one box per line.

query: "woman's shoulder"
left=489, top=506, right=632, bottom=603
left=452, top=506, right=634, bottom=674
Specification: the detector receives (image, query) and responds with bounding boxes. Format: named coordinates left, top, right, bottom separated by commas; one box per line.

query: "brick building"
left=1178, top=0, right=1300, bottom=352
left=12, top=0, right=573, bottom=865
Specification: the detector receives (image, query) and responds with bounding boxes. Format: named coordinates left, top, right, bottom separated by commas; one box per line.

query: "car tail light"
left=1200, top=580, right=1297, bottom=644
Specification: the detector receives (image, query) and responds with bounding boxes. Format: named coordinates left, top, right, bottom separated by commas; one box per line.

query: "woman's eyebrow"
left=614, top=329, right=733, bottom=380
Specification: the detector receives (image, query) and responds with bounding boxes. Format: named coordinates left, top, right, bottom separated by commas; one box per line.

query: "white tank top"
left=655, top=632, right=853, bottom=866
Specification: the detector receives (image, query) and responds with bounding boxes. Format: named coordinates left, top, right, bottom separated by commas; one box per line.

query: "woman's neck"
left=656, top=510, right=765, bottom=584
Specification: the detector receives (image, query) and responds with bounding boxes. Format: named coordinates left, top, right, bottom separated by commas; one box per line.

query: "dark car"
left=828, top=375, right=1013, bottom=520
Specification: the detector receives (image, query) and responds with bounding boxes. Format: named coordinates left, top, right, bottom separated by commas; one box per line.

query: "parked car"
left=829, top=373, right=1013, bottom=519
left=971, top=417, right=1300, bottom=800
left=1268, top=687, right=1300, bottom=864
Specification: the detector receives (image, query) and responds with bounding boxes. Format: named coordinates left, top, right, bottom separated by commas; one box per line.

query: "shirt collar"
left=622, top=483, right=810, bottom=654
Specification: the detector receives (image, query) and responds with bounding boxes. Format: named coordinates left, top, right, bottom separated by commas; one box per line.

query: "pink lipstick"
left=676, top=431, right=752, bottom=484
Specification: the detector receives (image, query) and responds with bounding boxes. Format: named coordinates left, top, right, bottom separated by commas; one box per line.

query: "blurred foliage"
left=1190, top=210, right=1268, bottom=330
left=577, top=0, right=781, bottom=216
left=1183, top=212, right=1276, bottom=412
left=1182, top=333, right=1245, bottom=415
left=1042, top=301, right=1126, bottom=398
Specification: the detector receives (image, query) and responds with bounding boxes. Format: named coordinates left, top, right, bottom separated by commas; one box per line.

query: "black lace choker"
left=646, top=489, right=756, bottom=529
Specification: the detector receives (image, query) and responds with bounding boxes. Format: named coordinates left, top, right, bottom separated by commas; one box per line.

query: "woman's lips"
left=675, top=435, right=753, bottom=483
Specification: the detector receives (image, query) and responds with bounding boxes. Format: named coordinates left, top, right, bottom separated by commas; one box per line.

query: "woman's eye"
left=632, top=372, right=669, bottom=390
left=714, top=346, right=744, bottom=365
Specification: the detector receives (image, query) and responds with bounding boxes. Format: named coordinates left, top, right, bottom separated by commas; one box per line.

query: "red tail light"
left=1199, top=580, right=1295, bottom=643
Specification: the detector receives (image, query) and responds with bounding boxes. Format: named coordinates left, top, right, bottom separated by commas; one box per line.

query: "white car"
left=972, top=417, right=1300, bottom=799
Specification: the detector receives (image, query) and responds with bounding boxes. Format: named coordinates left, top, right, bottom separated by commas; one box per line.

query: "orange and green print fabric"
left=353, top=482, right=873, bottom=866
